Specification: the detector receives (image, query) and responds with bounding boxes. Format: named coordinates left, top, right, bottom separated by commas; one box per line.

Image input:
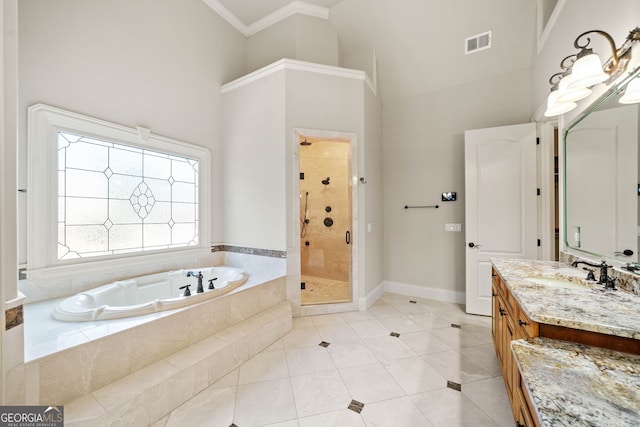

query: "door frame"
left=291, top=128, right=360, bottom=317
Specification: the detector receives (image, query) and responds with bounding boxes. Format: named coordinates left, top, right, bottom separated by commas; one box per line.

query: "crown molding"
left=221, top=59, right=367, bottom=93
left=203, top=0, right=330, bottom=37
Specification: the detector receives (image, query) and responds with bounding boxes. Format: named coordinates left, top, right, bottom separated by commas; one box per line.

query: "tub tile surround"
left=512, top=337, right=640, bottom=426
left=21, top=252, right=287, bottom=408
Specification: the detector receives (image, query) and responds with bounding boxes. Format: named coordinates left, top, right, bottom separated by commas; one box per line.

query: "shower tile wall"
left=300, top=140, right=351, bottom=282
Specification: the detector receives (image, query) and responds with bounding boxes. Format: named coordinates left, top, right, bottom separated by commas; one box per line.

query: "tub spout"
left=187, top=271, right=205, bottom=293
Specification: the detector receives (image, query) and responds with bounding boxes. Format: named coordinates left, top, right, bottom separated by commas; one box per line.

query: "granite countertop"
left=491, top=258, right=640, bottom=340
left=512, top=337, right=640, bottom=427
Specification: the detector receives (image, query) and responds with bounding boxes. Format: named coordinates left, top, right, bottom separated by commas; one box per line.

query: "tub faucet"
left=571, top=260, right=612, bottom=285
left=187, top=271, right=205, bottom=293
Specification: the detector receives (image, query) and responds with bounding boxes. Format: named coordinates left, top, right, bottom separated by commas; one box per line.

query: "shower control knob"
left=324, top=218, right=334, bottom=227
left=325, top=206, right=332, bottom=212
left=305, top=241, right=310, bottom=246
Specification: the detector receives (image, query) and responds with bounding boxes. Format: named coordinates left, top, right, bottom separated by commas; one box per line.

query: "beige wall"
left=17, top=0, right=247, bottom=260
left=247, top=14, right=338, bottom=73
left=221, top=72, right=288, bottom=250
left=383, top=68, right=532, bottom=297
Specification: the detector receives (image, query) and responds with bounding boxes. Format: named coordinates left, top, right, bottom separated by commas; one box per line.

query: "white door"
left=465, top=123, right=538, bottom=315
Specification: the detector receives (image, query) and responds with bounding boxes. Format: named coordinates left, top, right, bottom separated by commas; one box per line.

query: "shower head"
left=321, top=177, right=330, bottom=185
left=300, top=139, right=312, bottom=146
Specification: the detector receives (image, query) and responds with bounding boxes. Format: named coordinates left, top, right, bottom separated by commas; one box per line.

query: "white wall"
left=247, top=15, right=338, bottom=73
left=221, top=71, right=287, bottom=250
left=362, top=86, right=383, bottom=297
left=383, top=68, right=532, bottom=296
left=17, top=0, right=247, bottom=263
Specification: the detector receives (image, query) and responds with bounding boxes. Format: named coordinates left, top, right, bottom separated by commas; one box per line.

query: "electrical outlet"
left=445, top=223, right=462, bottom=232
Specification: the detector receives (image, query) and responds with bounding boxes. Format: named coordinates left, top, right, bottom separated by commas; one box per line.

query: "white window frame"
left=27, top=104, right=211, bottom=283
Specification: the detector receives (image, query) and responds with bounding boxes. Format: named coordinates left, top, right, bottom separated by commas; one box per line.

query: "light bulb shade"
left=619, top=76, right=640, bottom=104
left=556, top=74, right=592, bottom=102
left=544, top=89, right=577, bottom=117
left=567, top=52, right=608, bottom=89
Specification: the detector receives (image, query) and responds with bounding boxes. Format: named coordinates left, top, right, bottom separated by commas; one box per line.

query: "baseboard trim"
left=359, top=281, right=385, bottom=311
left=382, top=281, right=465, bottom=305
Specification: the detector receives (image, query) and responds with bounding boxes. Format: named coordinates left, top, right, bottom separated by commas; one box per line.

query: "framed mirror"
left=563, top=67, right=640, bottom=265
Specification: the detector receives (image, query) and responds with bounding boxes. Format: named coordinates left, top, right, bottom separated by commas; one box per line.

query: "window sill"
left=26, top=247, right=212, bottom=284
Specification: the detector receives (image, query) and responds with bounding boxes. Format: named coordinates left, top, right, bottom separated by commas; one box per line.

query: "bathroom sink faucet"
left=571, top=260, right=612, bottom=285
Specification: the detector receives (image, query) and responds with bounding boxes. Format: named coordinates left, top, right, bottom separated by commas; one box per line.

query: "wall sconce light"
left=544, top=27, right=640, bottom=117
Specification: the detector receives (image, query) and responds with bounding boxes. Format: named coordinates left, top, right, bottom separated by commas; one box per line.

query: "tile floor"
left=154, top=292, right=513, bottom=427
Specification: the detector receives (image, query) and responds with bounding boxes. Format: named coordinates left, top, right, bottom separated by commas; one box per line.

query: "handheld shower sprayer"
left=321, top=177, right=330, bottom=185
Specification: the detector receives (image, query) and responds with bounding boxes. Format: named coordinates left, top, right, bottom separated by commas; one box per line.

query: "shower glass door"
left=299, top=136, right=352, bottom=305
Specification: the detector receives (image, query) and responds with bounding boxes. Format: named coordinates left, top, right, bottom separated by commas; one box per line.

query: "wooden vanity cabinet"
left=491, top=268, right=539, bottom=427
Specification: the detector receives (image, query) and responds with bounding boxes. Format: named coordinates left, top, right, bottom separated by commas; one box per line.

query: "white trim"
left=246, top=1, right=329, bottom=37
left=383, top=281, right=466, bottom=305
left=221, top=59, right=368, bottom=93
left=536, top=0, right=566, bottom=53
left=27, top=248, right=211, bottom=283
left=359, top=281, right=384, bottom=311
left=202, top=0, right=249, bottom=35
left=203, top=0, right=329, bottom=37
left=26, top=104, right=211, bottom=283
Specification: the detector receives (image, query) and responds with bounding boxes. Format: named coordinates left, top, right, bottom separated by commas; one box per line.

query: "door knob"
left=615, top=249, right=634, bottom=256
left=468, top=242, right=481, bottom=248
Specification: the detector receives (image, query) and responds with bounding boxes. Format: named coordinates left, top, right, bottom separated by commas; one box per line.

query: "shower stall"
left=298, top=135, right=352, bottom=305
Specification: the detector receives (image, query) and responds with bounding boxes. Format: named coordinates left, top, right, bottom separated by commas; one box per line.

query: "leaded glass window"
left=57, top=131, right=199, bottom=260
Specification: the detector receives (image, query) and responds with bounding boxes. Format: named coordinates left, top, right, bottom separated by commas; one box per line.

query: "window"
left=27, top=104, right=210, bottom=281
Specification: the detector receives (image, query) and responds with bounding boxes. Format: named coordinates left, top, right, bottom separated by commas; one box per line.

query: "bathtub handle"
left=179, top=285, right=192, bottom=296
left=346, top=230, right=351, bottom=245
left=208, top=278, right=218, bottom=290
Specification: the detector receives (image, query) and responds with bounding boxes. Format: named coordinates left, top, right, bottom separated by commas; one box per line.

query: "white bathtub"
left=53, top=266, right=248, bottom=321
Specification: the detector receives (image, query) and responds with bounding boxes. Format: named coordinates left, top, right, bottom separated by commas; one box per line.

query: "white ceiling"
left=204, top=0, right=537, bottom=100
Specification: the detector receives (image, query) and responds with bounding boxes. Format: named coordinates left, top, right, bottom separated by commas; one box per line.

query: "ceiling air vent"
left=465, top=30, right=492, bottom=55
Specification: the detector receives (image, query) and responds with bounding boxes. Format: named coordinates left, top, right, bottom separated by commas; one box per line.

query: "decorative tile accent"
left=348, top=399, right=365, bottom=413
left=447, top=380, right=462, bottom=392
left=451, top=323, right=462, bottom=329
left=5, top=305, right=24, bottom=330
left=390, top=332, right=400, bottom=338
left=319, top=341, right=330, bottom=348
left=211, top=245, right=286, bottom=259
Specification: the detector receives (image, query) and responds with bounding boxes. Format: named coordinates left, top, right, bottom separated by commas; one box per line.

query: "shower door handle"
left=345, top=231, right=351, bottom=245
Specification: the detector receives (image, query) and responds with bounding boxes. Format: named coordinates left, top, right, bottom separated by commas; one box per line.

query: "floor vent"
left=390, top=332, right=400, bottom=338
left=465, top=30, right=492, bottom=54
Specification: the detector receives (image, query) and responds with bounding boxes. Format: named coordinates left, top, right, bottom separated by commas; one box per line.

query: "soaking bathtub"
left=53, top=266, right=248, bottom=321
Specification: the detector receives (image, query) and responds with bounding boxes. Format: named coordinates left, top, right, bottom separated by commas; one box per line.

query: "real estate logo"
left=0, top=406, right=63, bottom=427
